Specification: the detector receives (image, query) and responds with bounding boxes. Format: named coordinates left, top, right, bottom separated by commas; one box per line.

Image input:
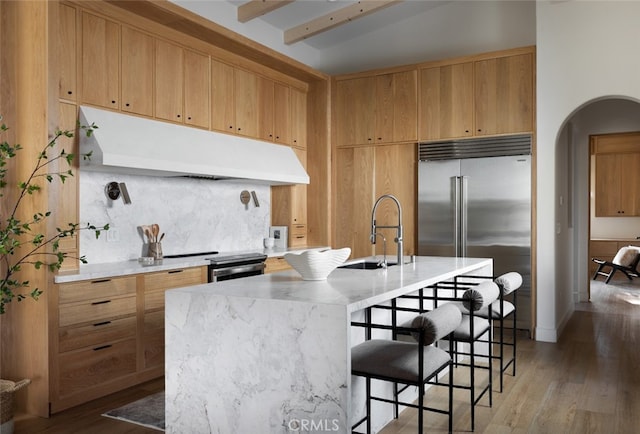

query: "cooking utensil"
left=159, top=232, right=165, bottom=242
left=144, top=227, right=154, bottom=243
left=152, top=224, right=160, bottom=242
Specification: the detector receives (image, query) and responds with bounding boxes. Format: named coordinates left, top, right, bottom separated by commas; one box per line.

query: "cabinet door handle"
left=91, top=300, right=111, bottom=305
left=93, top=345, right=112, bottom=351
left=93, top=321, right=112, bottom=327
left=168, top=270, right=184, bottom=274
left=91, top=279, right=111, bottom=284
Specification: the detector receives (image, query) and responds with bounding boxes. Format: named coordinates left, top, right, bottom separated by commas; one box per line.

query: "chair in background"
left=592, top=245, right=640, bottom=284
left=351, top=303, right=462, bottom=434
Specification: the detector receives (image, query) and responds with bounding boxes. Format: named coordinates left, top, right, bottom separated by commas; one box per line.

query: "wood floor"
left=14, top=278, right=640, bottom=433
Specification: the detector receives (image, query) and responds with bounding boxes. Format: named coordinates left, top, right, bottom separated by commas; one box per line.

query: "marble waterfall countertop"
left=164, top=255, right=493, bottom=434
left=170, top=255, right=492, bottom=313
left=53, top=246, right=329, bottom=284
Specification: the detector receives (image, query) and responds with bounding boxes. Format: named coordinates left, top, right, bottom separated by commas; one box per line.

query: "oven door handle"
left=211, top=263, right=265, bottom=278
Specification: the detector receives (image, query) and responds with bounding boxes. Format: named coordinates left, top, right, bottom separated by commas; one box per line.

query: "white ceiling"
left=171, top=0, right=537, bottom=75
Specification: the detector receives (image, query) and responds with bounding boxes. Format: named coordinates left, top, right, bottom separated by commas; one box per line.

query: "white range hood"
left=78, top=106, right=309, bottom=185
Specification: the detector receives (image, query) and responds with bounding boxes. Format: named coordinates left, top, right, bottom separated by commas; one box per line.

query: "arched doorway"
left=556, top=97, right=640, bottom=306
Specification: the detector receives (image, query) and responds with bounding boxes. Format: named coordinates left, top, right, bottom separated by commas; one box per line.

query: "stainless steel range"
left=163, top=251, right=267, bottom=282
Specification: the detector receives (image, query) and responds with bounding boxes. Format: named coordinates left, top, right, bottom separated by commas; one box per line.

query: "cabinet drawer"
left=264, top=256, right=291, bottom=274
left=59, top=315, right=137, bottom=353
left=144, top=267, right=205, bottom=292
left=59, top=296, right=136, bottom=328
left=290, top=224, right=307, bottom=247
left=290, top=224, right=306, bottom=236
left=58, top=338, right=136, bottom=397
left=59, top=277, right=136, bottom=304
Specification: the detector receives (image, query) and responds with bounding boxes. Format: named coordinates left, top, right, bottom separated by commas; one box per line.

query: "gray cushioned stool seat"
left=352, top=340, right=451, bottom=383
left=476, top=299, right=516, bottom=320
left=453, top=315, right=491, bottom=341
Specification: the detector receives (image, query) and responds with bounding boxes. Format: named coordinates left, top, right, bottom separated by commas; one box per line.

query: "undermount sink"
left=339, top=261, right=398, bottom=270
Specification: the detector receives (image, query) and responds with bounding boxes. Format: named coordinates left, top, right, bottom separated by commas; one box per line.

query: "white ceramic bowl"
left=284, top=248, right=351, bottom=280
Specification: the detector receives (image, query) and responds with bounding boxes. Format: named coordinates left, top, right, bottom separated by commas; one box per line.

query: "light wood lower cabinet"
left=52, top=266, right=206, bottom=412
left=58, top=338, right=137, bottom=398
left=142, top=267, right=206, bottom=370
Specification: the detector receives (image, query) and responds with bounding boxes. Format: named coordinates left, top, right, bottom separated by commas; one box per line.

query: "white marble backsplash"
left=79, top=171, right=271, bottom=263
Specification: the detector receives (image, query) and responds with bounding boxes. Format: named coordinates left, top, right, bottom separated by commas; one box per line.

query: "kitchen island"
left=165, top=255, right=492, bottom=433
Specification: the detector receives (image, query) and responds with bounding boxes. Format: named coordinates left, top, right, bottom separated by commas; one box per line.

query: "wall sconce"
left=105, top=181, right=132, bottom=204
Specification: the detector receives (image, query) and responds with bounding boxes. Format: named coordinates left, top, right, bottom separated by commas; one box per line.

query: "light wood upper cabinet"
left=211, top=59, right=236, bottom=133
left=273, top=82, right=291, bottom=144
left=121, top=26, right=154, bottom=116
left=595, top=153, right=640, bottom=216
left=58, top=3, right=77, bottom=101
left=183, top=50, right=210, bottom=128
left=258, top=79, right=292, bottom=144
left=234, top=68, right=259, bottom=138
left=335, top=76, right=376, bottom=146
left=336, top=71, right=417, bottom=146
left=291, top=87, right=307, bottom=148
left=210, top=60, right=295, bottom=143
left=155, top=39, right=184, bottom=122
left=375, top=70, right=418, bottom=143
left=257, top=76, right=275, bottom=141
left=155, top=41, right=210, bottom=128
left=419, top=52, right=534, bottom=140
left=474, top=53, right=533, bottom=136
left=592, top=132, right=640, bottom=217
left=81, top=12, right=120, bottom=109
left=419, top=62, right=474, bottom=140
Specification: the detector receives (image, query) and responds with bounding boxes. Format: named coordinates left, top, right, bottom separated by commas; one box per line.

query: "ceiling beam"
left=284, top=0, right=401, bottom=45
left=238, top=0, right=295, bottom=23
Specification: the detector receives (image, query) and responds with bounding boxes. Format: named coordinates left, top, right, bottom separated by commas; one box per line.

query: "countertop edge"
left=53, top=246, right=330, bottom=284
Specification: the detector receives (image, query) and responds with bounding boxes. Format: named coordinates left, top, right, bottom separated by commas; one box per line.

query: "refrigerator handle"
left=460, top=176, right=468, bottom=257
left=452, top=176, right=461, bottom=257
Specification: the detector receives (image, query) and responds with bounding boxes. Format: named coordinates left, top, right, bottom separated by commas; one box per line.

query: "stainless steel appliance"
left=163, top=251, right=267, bottom=282
left=417, top=135, right=532, bottom=331
left=207, top=253, right=267, bottom=282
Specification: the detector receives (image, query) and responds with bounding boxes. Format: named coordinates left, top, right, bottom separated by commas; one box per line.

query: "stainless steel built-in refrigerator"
left=418, top=136, right=532, bottom=331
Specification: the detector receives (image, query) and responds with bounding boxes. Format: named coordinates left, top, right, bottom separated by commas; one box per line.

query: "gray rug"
left=102, top=391, right=165, bottom=431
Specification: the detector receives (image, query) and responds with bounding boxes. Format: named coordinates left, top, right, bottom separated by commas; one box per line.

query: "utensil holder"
left=148, top=242, right=163, bottom=260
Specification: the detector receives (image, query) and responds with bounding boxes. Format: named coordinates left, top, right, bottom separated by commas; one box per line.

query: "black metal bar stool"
left=351, top=303, right=462, bottom=434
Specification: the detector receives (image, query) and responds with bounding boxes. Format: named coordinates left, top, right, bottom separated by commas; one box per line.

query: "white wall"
left=536, top=1, right=640, bottom=341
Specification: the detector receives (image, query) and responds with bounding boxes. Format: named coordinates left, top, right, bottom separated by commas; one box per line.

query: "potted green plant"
left=0, top=117, right=108, bottom=314
left=0, top=117, right=109, bottom=433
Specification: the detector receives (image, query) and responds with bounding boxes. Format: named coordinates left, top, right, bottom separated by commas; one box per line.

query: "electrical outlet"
left=106, top=228, right=119, bottom=242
